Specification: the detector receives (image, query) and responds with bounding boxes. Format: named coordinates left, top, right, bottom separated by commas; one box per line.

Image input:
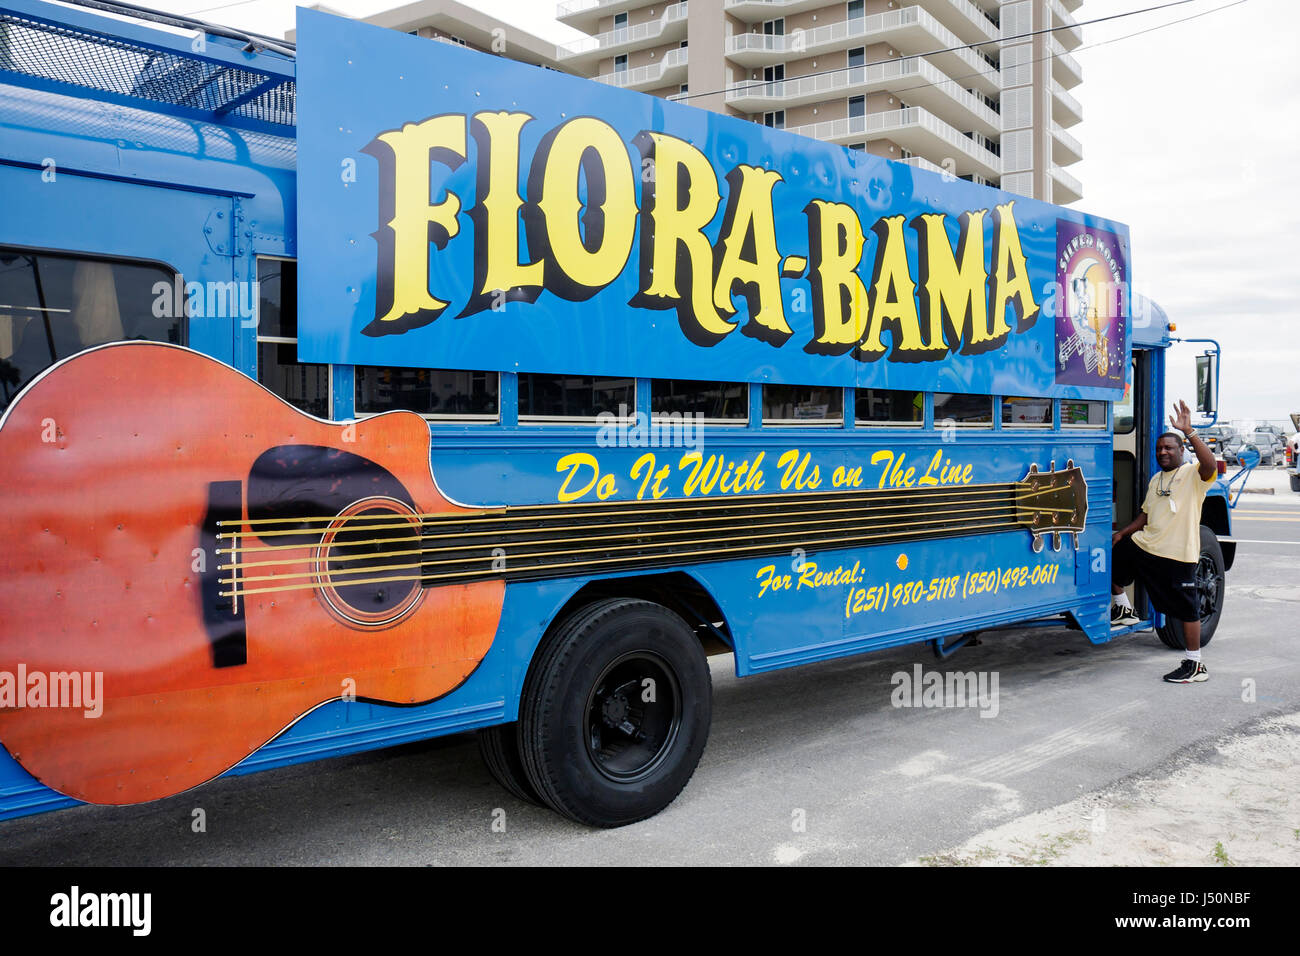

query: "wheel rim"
left=1195, top=553, right=1222, bottom=623
left=584, top=651, right=682, bottom=784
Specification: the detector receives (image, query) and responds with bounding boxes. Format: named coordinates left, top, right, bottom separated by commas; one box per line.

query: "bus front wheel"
left=1157, top=525, right=1226, bottom=650
left=519, top=598, right=712, bottom=828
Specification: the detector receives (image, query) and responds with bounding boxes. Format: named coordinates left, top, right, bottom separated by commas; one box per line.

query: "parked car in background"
left=1245, top=430, right=1285, bottom=466
left=1201, top=425, right=1238, bottom=457
left=1221, top=436, right=1247, bottom=465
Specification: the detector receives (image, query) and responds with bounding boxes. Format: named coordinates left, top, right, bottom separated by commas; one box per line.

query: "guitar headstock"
left=1018, top=459, right=1088, bottom=552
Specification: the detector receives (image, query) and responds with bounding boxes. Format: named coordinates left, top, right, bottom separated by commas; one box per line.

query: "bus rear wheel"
left=518, top=598, right=712, bottom=828
left=477, top=722, right=544, bottom=807
left=1157, top=525, right=1225, bottom=650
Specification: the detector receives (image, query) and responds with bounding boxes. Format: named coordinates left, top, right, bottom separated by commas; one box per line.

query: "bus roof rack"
left=0, top=0, right=297, bottom=135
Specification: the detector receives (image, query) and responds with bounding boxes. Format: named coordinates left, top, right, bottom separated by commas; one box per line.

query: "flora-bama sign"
left=297, top=9, right=1129, bottom=399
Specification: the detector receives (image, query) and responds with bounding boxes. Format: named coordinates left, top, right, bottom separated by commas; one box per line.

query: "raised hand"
left=1170, top=399, right=1193, bottom=436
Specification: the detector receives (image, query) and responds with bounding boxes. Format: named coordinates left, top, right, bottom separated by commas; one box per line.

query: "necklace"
left=1155, top=467, right=1178, bottom=502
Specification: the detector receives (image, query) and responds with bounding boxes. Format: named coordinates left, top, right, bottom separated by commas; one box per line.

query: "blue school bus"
left=0, top=0, right=1234, bottom=826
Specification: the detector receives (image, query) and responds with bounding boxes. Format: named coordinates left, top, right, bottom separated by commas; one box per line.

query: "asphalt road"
left=2, top=469, right=1297, bottom=866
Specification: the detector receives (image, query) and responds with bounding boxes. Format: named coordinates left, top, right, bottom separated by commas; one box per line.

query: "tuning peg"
left=1051, top=532, right=1062, bottom=552
left=1071, top=532, right=1080, bottom=550
left=1032, top=534, right=1044, bottom=553
left=1049, top=459, right=1056, bottom=473
left=1066, top=458, right=1075, bottom=471
left=1028, top=463, right=1039, bottom=475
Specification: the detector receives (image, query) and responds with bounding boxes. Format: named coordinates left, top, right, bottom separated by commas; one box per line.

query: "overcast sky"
left=140, top=0, right=1299, bottom=425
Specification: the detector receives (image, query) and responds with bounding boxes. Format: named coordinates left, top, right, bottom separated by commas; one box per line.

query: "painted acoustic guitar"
left=0, top=343, right=1087, bottom=805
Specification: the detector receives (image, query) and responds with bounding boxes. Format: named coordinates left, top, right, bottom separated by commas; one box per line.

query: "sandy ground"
left=912, top=711, right=1300, bottom=866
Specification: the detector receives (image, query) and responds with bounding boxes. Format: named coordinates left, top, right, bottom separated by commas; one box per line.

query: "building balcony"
left=593, top=46, right=688, bottom=90
left=930, top=0, right=1001, bottom=49
left=556, top=0, right=649, bottom=34
left=897, top=154, right=948, bottom=175
left=723, top=0, right=834, bottom=19
left=787, top=105, right=1001, bottom=180
left=1052, top=80, right=1083, bottom=126
left=1049, top=0, right=1083, bottom=50
left=1049, top=37, right=1082, bottom=89
left=728, top=57, right=1000, bottom=137
left=1051, top=121, right=1082, bottom=166
left=556, top=1, right=688, bottom=64
left=1051, top=164, right=1083, bottom=204
left=726, top=5, right=998, bottom=96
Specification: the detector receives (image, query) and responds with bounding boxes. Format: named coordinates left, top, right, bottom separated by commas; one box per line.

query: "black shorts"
left=1113, top=536, right=1198, bottom=621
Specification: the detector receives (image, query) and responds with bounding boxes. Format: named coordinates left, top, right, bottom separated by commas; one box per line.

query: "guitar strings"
left=217, top=483, right=1072, bottom=556
left=220, top=515, right=1037, bottom=599
left=218, top=499, right=1064, bottom=596
left=226, top=499, right=1027, bottom=585
left=214, top=477, right=1075, bottom=536
left=215, top=476, right=1056, bottom=531
left=218, top=488, right=1049, bottom=570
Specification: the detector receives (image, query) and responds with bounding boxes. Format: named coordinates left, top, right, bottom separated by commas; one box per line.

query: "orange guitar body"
left=0, top=343, right=503, bottom=805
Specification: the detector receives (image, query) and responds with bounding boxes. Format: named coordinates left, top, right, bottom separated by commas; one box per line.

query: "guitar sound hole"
left=314, top=497, right=423, bottom=628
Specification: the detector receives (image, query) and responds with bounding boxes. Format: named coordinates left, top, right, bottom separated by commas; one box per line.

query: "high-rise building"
left=295, top=0, right=1083, bottom=203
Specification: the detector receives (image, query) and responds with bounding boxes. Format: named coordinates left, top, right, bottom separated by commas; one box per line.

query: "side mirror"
left=1195, top=352, right=1218, bottom=415
left=1239, top=445, right=1261, bottom=468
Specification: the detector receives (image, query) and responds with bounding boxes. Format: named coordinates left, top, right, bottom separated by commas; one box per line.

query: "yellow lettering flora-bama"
left=804, top=199, right=868, bottom=356
left=989, top=200, right=1040, bottom=333
left=712, top=164, right=791, bottom=345
left=363, top=114, right=467, bottom=333
left=530, top=117, right=638, bottom=300
left=630, top=131, right=731, bottom=346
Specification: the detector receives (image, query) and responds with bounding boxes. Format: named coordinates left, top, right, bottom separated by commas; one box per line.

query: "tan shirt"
left=1133, top=461, right=1215, bottom=563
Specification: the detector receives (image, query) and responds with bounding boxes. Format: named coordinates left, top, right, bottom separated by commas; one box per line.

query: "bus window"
left=933, top=392, right=994, bottom=427
left=1062, top=399, right=1107, bottom=428
left=762, top=384, right=843, bottom=425
left=1113, top=376, right=1135, bottom=434
left=1001, top=396, right=1053, bottom=427
left=256, top=258, right=330, bottom=419
left=651, top=379, right=747, bottom=423
left=356, top=367, right=499, bottom=420
left=518, top=374, right=634, bottom=423
left=0, top=247, right=182, bottom=413
left=855, top=388, right=922, bottom=426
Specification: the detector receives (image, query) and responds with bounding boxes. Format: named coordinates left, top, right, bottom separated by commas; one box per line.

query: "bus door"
left=1112, top=349, right=1154, bottom=614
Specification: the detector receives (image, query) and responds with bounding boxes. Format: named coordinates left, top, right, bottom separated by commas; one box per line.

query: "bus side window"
left=0, top=247, right=183, bottom=413
left=761, top=384, right=843, bottom=425
left=256, top=258, right=330, bottom=419
left=933, top=392, right=994, bottom=427
left=1061, top=399, right=1107, bottom=428
left=1001, top=396, right=1053, bottom=427
left=651, top=378, right=747, bottom=423
left=855, top=388, right=923, bottom=426
left=355, top=366, right=499, bottom=421
left=518, top=374, right=634, bottom=423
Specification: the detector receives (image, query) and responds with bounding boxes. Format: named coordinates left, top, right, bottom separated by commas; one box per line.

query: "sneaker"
left=1163, top=660, right=1209, bottom=683
left=1111, top=604, right=1140, bottom=627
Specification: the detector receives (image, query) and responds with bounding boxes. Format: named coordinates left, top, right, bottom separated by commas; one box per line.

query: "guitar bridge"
left=201, top=480, right=247, bottom=668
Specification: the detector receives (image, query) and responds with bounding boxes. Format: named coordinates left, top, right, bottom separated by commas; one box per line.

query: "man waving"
left=1110, top=400, right=1218, bottom=683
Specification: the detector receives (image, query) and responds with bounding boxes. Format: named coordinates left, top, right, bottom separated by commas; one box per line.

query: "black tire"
left=1157, top=525, right=1225, bottom=650
left=477, top=722, right=545, bottom=807
left=1290, top=473, right=1300, bottom=493
left=518, top=598, right=712, bottom=828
